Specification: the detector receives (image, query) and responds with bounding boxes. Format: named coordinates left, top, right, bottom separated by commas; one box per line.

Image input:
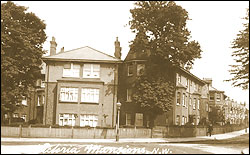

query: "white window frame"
left=176, top=115, right=180, bottom=125
left=60, top=87, right=78, bottom=102
left=59, top=113, right=76, bottom=126
left=42, top=95, right=45, bottom=105
left=81, top=88, right=99, bottom=103
left=37, top=95, right=41, bottom=106
left=22, top=96, right=27, bottom=106
left=182, top=93, right=185, bottom=107
left=21, top=114, right=27, bottom=122
left=135, top=113, right=143, bottom=126
left=177, top=73, right=181, bottom=83
left=13, top=113, right=19, bottom=118
left=216, top=94, right=221, bottom=101
left=41, top=80, right=45, bottom=88
left=193, top=98, right=196, bottom=110
left=63, top=63, right=80, bottom=78
left=128, top=64, right=133, bottom=76
left=80, top=114, right=98, bottom=127
left=177, top=92, right=181, bottom=105
left=189, top=98, right=192, bottom=106
left=83, top=64, right=100, bottom=78
left=126, top=113, right=132, bottom=125
left=127, top=89, right=132, bottom=102
left=182, top=116, right=185, bottom=125
left=197, top=99, right=200, bottom=110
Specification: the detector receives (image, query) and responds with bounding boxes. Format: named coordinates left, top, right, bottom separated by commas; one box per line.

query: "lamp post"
left=116, top=102, right=121, bottom=142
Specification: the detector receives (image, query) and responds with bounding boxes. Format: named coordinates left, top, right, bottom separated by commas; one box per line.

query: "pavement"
left=1, top=128, right=249, bottom=143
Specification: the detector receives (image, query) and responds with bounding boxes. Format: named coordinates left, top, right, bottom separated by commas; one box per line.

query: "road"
left=1, top=134, right=249, bottom=154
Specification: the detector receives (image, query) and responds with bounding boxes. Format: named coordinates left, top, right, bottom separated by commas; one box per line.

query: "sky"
left=7, top=1, right=250, bottom=108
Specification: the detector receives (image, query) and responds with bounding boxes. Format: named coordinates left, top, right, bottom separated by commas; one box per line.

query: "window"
left=22, top=97, right=27, bottom=106
left=177, top=92, right=181, bottom=105
left=193, top=98, right=196, bottom=110
left=182, top=116, right=185, bottom=125
left=41, top=80, right=45, bottom=88
left=197, top=99, right=200, bottom=110
left=83, top=64, right=100, bottom=78
left=81, top=88, right=99, bottom=103
left=182, top=93, right=185, bottom=106
left=185, top=95, right=188, bottom=107
left=216, top=94, right=221, bottom=101
left=190, top=80, right=193, bottom=87
left=128, top=64, right=133, bottom=76
left=186, top=79, right=188, bottom=87
left=42, top=95, right=45, bottom=105
left=206, top=103, right=209, bottom=112
left=210, top=94, right=214, bottom=100
left=80, top=114, right=98, bottom=127
left=137, top=64, right=145, bottom=76
left=135, top=113, right=143, bottom=126
left=127, top=89, right=132, bottom=102
left=63, top=63, right=80, bottom=77
left=59, top=114, right=76, bottom=126
left=194, top=84, right=198, bottom=91
left=189, top=98, right=192, bottom=106
left=60, top=87, right=78, bottom=102
left=126, top=113, right=132, bottom=125
left=197, top=116, right=200, bottom=125
left=21, top=114, right=27, bottom=122
left=184, top=117, right=187, bottom=124
left=13, top=113, right=19, bottom=118
left=177, top=73, right=181, bottom=83
left=176, top=115, right=180, bottom=125
left=37, top=95, right=41, bottom=106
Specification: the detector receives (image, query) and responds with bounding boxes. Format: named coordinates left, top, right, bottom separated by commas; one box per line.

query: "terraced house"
left=42, top=37, right=122, bottom=127
left=117, top=50, right=210, bottom=127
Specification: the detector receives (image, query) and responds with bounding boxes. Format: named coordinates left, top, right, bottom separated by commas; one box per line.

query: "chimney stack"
left=114, top=37, right=122, bottom=59
left=60, top=47, right=64, bottom=53
left=50, top=36, right=57, bottom=56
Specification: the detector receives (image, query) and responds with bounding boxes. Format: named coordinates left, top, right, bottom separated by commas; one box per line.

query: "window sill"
left=59, top=101, right=78, bottom=104
left=80, top=102, right=99, bottom=104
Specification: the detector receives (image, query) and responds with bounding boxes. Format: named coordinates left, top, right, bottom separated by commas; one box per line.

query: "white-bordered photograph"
left=1, top=1, right=249, bottom=154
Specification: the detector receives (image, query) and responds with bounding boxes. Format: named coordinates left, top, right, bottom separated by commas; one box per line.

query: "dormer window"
left=83, top=64, right=100, bottom=78
left=63, top=63, right=80, bottom=77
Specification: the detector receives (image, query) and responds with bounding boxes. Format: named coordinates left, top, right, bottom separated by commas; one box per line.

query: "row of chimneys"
left=49, top=36, right=122, bottom=59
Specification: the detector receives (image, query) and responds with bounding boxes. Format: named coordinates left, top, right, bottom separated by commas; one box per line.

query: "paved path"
left=1, top=128, right=248, bottom=143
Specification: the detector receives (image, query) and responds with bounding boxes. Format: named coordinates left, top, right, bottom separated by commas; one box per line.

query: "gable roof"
left=124, top=49, right=149, bottom=61
left=42, top=46, right=122, bottom=63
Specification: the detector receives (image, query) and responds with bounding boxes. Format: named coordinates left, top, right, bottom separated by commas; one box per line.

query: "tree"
left=208, top=106, right=225, bottom=125
left=226, top=8, right=249, bottom=90
left=1, top=2, right=47, bottom=122
left=129, top=1, right=202, bottom=126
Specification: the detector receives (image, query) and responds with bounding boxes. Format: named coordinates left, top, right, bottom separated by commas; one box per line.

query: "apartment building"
left=42, top=37, right=122, bottom=127
left=117, top=48, right=210, bottom=127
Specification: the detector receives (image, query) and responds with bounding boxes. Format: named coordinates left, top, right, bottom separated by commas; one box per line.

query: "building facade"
left=42, top=37, right=122, bottom=127
left=117, top=49, right=210, bottom=127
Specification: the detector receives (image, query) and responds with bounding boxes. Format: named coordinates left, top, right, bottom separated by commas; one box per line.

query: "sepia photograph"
left=1, top=1, right=249, bottom=154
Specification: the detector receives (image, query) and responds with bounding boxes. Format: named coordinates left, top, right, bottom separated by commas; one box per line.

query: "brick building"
left=42, top=37, right=122, bottom=127
left=117, top=49, right=210, bottom=127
